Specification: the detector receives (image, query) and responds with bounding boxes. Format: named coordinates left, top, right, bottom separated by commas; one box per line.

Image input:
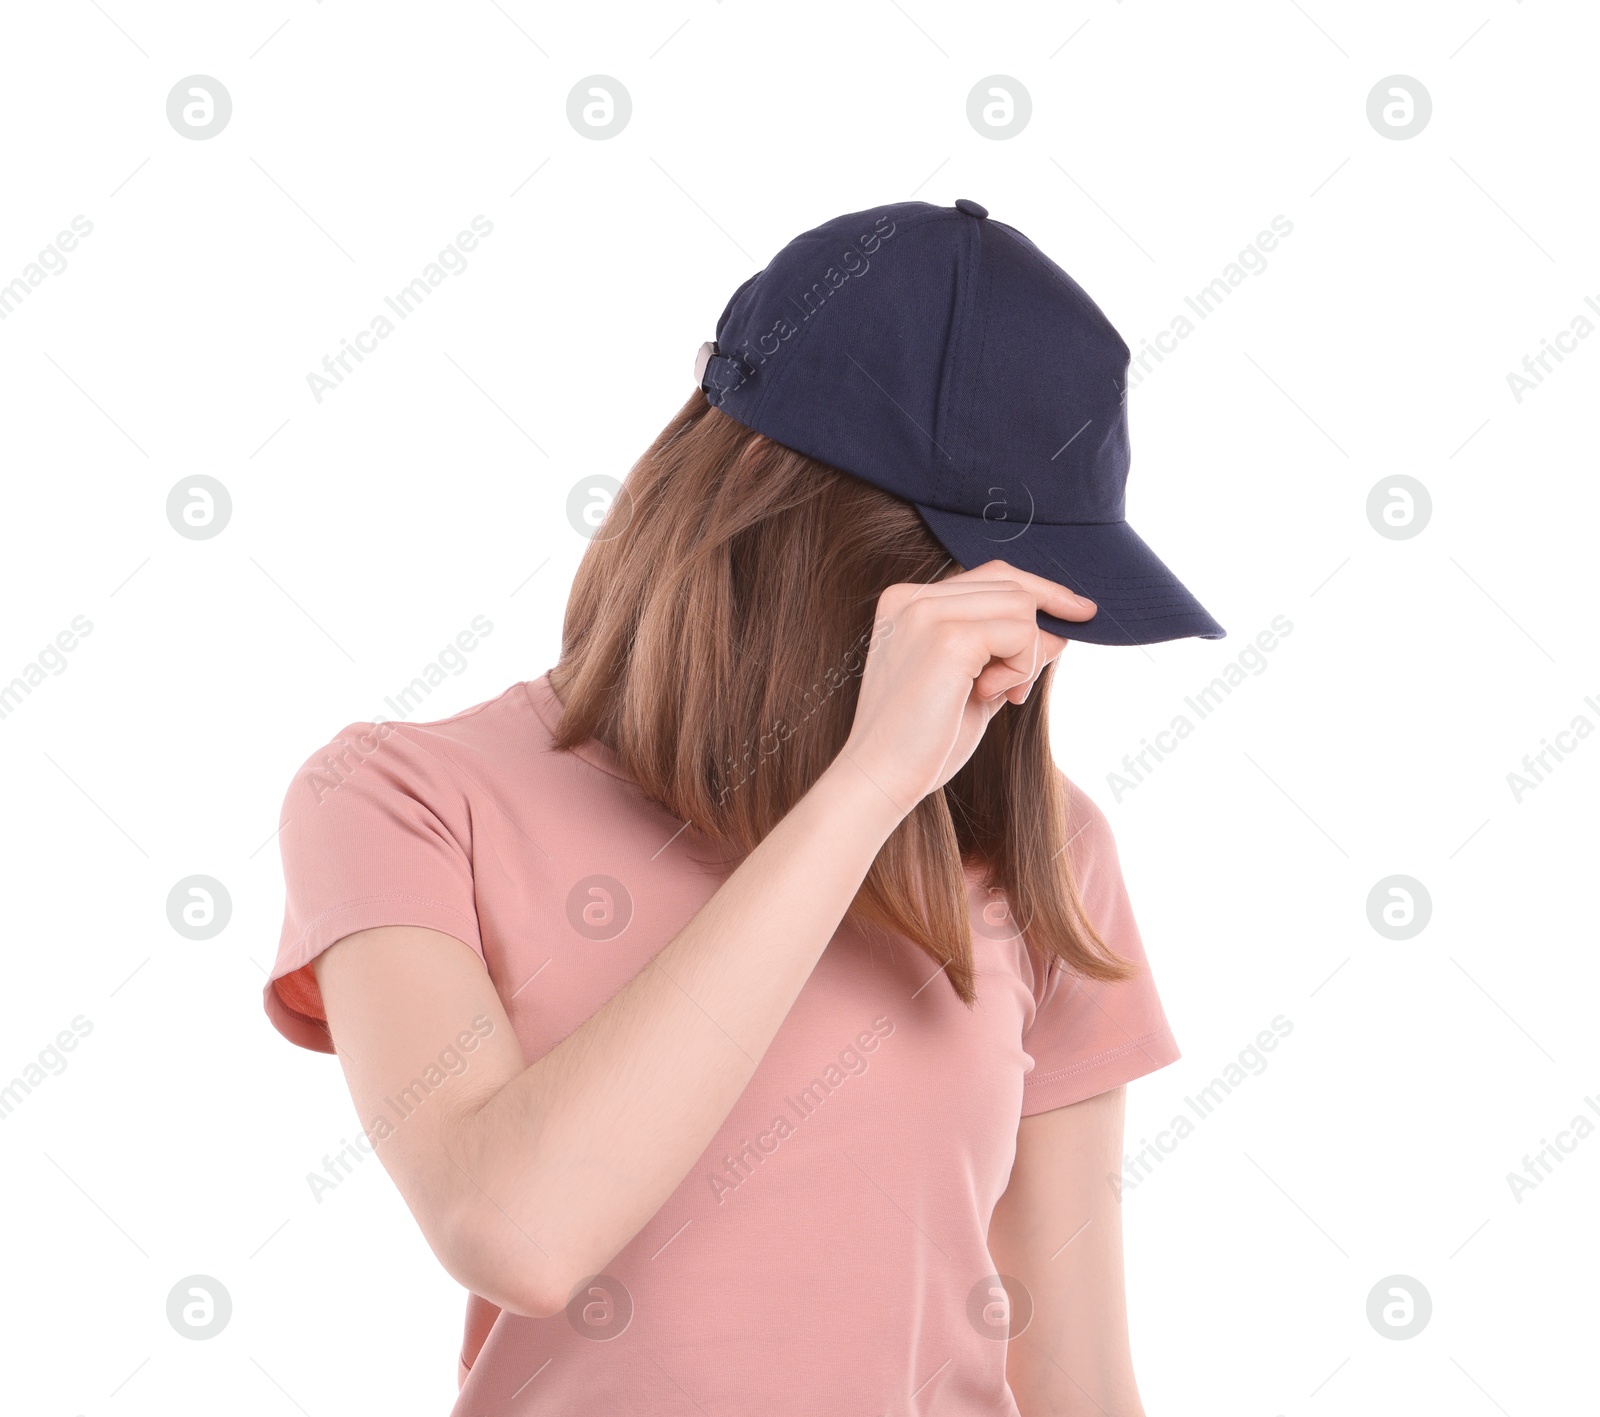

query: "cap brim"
left=913, top=503, right=1226, bottom=646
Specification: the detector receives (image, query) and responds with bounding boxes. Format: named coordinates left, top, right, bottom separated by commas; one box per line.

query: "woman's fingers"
left=890, top=586, right=1054, bottom=690
left=974, top=636, right=1061, bottom=702
left=902, top=566, right=1083, bottom=698
left=843, top=561, right=1087, bottom=807
left=930, top=559, right=1092, bottom=703
left=939, top=558, right=1098, bottom=624
left=979, top=626, right=1068, bottom=703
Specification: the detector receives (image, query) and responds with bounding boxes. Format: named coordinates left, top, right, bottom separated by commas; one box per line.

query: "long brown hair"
left=546, top=391, right=1135, bottom=1005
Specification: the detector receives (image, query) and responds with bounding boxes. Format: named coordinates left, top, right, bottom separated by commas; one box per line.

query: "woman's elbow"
left=438, top=1207, right=567, bottom=1320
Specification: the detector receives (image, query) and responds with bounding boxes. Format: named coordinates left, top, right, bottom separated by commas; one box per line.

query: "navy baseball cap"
left=693, top=197, right=1225, bottom=646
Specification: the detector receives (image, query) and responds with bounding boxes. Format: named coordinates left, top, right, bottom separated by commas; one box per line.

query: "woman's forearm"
left=453, top=753, right=906, bottom=1314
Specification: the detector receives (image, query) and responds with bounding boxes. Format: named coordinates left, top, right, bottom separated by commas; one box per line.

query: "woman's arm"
left=311, top=563, right=1096, bottom=1320
left=987, top=1086, right=1148, bottom=1417
left=313, top=756, right=904, bottom=1320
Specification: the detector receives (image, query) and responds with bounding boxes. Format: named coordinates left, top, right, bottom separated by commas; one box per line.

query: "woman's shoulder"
left=1055, top=770, right=1115, bottom=858
left=277, top=678, right=553, bottom=815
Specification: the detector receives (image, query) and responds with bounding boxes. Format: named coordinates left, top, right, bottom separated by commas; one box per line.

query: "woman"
left=265, top=197, right=1225, bottom=1416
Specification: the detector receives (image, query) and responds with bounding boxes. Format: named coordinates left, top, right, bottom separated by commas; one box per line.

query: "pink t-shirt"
left=265, top=673, right=1180, bottom=1415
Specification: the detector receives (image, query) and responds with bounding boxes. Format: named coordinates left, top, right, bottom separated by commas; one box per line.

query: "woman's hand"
left=833, top=559, right=1097, bottom=814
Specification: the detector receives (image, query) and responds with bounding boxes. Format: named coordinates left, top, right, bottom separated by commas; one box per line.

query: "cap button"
left=954, top=198, right=989, bottom=220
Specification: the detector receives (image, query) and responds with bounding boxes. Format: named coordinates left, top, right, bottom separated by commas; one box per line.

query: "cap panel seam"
left=931, top=215, right=982, bottom=504
left=950, top=222, right=994, bottom=515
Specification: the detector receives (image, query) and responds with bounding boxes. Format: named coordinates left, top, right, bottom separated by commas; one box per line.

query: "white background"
left=1, top=1, right=1595, bottom=1413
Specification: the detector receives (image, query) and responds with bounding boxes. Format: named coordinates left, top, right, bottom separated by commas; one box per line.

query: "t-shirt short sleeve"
left=1018, top=779, right=1181, bottom=1115
left=265, top=721, right=485, bottom=1053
